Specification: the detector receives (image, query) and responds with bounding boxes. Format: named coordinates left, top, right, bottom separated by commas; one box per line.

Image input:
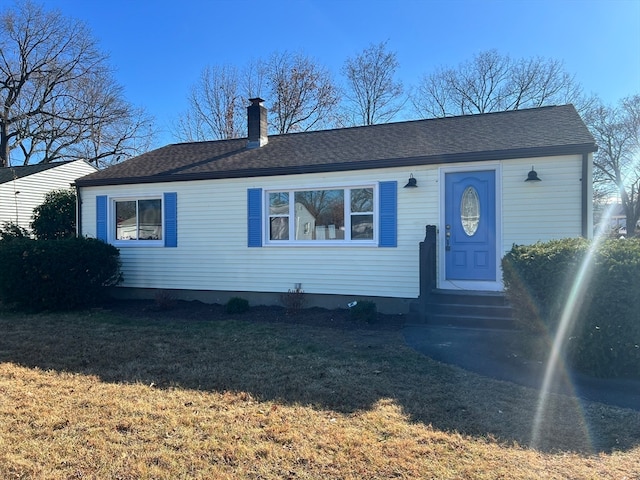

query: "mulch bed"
left=104, top=298, right=406, bottom=331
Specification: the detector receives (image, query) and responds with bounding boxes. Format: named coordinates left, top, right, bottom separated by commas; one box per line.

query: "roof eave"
left=75, top=143, right=597, bottom=188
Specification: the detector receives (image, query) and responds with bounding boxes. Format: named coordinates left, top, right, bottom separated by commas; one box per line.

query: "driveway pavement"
left=403, top=324, right=640, bottom=411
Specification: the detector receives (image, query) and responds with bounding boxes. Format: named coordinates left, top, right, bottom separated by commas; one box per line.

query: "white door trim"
left=438, top=164, right=503, bottom=291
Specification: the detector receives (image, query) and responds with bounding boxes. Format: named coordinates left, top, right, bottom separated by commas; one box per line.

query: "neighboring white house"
left=593, top=203, right=640, bottom=237
left=0, top=160, right=97, bottom=233
left=75, top=100, right=597, bottom=313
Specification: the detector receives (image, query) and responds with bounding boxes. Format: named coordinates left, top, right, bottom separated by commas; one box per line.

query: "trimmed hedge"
left=502, top=238, right=640, bottom=378
left=502, top=238, right=590, bottom=333
left=0, top=237, right=121, bottom=311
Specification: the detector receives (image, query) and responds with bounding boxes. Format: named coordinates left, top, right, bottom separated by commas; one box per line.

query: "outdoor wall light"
left=404, top=173, right=418, bottom=188
left=525, top=166, right=541, bottom=182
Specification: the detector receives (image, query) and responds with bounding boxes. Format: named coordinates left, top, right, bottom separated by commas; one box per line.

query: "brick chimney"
left=247, top=97, right=268, bottom=149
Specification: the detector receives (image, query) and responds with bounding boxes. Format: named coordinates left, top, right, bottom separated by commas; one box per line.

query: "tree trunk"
left=624, top=202, right=640, bottom=237
left=0, top=122, right=9, bottom=168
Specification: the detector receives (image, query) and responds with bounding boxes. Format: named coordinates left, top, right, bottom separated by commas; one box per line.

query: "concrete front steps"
left=408, top=289, right=515, bottom=329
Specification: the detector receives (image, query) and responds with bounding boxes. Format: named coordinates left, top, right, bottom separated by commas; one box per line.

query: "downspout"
left=74, top=183, right=82, bottom=237
left=581, top=153, right=590, bottom=239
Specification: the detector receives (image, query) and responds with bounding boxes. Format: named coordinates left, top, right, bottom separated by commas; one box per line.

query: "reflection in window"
left=115, top=198, right=162, bottom=240
left=295, top=190, right=344, bottom=240
left=266, top=186, right=376, bottom=243
left=350, top=188, right=373, bottom=240
left=461, top=186, right=480, bottom=236
left=269, top=192, right=289, bottom=240
left=270, top=217, right=289, bottom=240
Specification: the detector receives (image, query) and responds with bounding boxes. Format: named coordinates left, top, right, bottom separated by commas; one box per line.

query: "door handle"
left=445, top=224, right=451, bottom=251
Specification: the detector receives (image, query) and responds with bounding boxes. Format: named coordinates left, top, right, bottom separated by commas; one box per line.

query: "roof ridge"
left=3, top=159, right=77, bottom=170
left=168, top=137, right=247, bottom=148
left=168, top=105, right=576, bottom=145
left=268, top=105, right=573, bottom=139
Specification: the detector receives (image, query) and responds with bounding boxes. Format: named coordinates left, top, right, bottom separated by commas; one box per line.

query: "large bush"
left=31, top=189, right=76, bottom=240
left=0, top=237, right=121, bottom=311
left=502, top=238, right=589, bottom=332
left=502, top=238, right=640, bottom=378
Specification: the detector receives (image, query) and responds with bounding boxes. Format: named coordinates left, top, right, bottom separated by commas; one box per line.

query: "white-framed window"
left=265, top=185, right=375, bottom=244
left=113, top=197, right=163, bottom=243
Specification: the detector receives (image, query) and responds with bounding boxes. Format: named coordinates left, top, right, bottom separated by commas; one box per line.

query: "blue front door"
left=445, top=170, right=496, bottom=281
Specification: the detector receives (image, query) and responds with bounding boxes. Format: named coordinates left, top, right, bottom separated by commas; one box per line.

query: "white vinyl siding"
left=79, top=153, right=586, bottom=299
left=501, top=155, right=584, bottom=253
left=81, top=167, right=426, bottom=299
left=0, top=160, right=97, bottom=233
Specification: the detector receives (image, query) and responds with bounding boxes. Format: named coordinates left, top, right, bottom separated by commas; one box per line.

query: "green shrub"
left=502, top=238, right=589, bottom=333
left=0, top=222, right=29, bottom=241
left=0, top=237, right=121, bottom=311
left=567, top=239, right=640, bottom=377
left=502, top=238, right=640, bottom=378
left=31, top=189, right=77, bottom=240
left=226, top=297, right=249, bottom=314
left=349, top=300, right=377, bottom=324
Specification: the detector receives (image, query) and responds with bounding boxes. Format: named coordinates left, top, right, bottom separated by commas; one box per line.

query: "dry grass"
left=0, top=305, right=638, bottom=479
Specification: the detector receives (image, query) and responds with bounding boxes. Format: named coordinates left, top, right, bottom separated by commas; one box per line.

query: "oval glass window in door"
left=461, top=186, right=480, bottom=236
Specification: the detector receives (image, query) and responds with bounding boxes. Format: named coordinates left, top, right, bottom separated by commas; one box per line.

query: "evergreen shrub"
left=0, top=237, right=121, bottom=311
left=226, top=297, right=249, bottom=314
left=502, top=238, right=589, bottom=333
left=31, top=189, right=77, bottom=240
left=502, top=238, right=640, bottom=378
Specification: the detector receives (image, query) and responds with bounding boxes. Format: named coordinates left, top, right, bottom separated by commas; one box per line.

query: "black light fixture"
left=525, top=166, right=541, bottom=182
left=404, top=173, right=418, bottom=188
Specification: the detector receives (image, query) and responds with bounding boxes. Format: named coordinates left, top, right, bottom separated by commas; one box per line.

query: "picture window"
left=266, top=186, right=375, bottom=244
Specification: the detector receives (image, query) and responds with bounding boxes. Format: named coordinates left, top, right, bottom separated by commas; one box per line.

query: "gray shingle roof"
left=0, top=161, right=76, bottom=185
left=75, top=105, right=596, bottom=187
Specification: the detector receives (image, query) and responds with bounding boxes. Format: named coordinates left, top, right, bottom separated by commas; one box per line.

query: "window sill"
left=112, top=240, right=165, bottom=248
left=263, top=241, right=378, bottom=247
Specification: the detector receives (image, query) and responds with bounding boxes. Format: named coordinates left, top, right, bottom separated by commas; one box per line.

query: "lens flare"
left=529, top=203, right=617, bottom=449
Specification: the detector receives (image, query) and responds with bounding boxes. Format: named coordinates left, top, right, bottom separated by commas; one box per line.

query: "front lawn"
left=0, top=303, right=638, bottom=479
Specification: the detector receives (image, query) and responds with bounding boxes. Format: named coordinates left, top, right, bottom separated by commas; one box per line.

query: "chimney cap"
left=249, top=97, right=265, bottom=105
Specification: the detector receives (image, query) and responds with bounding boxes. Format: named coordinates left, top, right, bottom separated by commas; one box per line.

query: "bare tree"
left=261, top=51, right=340, bottom=134
left=0, top=1, right=153, bottom=167
left=412, top=50, right=590, bottom=118
left=174, top=53, right=338, bottom=140
left=342, top=41, right=405, bottom=126
left=174, top=64, right=245, bottom=142
left=244, top=58, right=264, bottom=106
left=585, top=95, right=640, bottom=236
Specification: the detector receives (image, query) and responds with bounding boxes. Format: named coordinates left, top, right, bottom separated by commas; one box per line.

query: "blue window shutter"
left=378, top=181, right=397, bottom=247
left=164, top=192, right=178, bottom=247
left=247, top=188, right=263, bottom=247
left=96, top=195, right=108, bottom=242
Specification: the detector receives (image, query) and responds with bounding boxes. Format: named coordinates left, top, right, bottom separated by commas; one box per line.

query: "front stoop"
left=408, top=290, right=515, bottom=329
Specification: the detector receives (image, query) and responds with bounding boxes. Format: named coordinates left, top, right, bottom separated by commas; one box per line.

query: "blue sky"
left=36, top=0, right=640, bottom=147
